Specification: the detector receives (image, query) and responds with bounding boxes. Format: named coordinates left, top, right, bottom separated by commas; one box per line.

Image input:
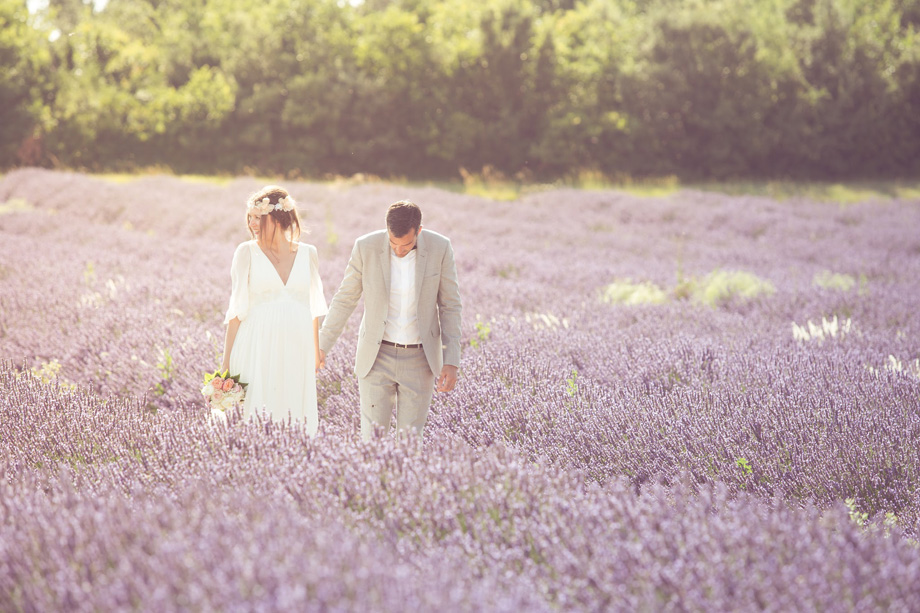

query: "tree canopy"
left=4, top=0, right=919, bottom=180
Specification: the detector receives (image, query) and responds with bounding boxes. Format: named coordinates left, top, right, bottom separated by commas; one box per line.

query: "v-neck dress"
left=224, top=240, right=328, bottom=434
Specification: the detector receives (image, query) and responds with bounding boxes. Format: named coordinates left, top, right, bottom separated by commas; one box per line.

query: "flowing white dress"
left=224, top=240, right=328, bottom=434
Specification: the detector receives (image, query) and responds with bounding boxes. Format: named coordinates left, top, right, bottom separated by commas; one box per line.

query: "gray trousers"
left=358, top=343, right=435, bottom=440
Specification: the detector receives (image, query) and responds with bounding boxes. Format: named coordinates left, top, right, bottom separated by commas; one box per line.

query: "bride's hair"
left=245, top=185, right=303, bottom=245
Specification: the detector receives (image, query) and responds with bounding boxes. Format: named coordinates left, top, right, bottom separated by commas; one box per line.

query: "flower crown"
left=248, top=195, right=296, bottom=217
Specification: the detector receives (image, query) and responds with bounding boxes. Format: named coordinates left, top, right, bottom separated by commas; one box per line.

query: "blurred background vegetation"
left=3, top=0, right=919, bottom=182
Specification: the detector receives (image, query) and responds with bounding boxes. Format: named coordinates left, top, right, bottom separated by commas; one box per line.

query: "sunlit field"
left=92, top=168, right=920, bottom=203
left=2, top=168, right=919, bottom=611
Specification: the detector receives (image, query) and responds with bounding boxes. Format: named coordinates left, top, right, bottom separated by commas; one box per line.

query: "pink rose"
left=222, top=378, right=235, bottom=392
left=212, top=390, right=224, bottom=402
left=211, top=377, right=224, bottom=389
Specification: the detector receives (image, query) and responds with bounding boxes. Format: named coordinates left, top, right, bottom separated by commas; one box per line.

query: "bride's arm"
left=314, top=317, right=323, bottom=371
left=221, top=317, right=241, bottom=372
left=221, top=243, right=251, bottom=372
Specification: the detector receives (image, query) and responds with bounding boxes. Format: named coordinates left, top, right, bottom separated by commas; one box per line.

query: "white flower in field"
left=525, top=311, right=568, bottom=331
left=80, top=292, right=104, bottom=308
left=888, top=355, right=903, bottom=372
left=792, top=316, right=852, bottom=343
left=870, top=355, right=920, bottom=380
left=808, top=320, right=824, bottom=341
left=792, top=322, right=809, bottom=341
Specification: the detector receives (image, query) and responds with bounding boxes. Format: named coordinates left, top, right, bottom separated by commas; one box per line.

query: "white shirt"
left=383, top=249, right=421, bottom=345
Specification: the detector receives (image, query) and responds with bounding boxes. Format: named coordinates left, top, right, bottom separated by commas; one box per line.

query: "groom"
left=318, top=200, right=462, bottom=439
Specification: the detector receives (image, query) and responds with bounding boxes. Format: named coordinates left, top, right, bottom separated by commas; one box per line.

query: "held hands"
left=436, top=364, right=459, bottom=392
left=316, top=349, right=326, bottom=373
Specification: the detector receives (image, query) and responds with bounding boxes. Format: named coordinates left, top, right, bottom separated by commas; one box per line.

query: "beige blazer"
left=319, top=229, right=462, bottom=378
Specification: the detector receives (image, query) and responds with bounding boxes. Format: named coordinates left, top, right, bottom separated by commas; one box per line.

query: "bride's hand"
left=316, top=349, right=326, bottom=372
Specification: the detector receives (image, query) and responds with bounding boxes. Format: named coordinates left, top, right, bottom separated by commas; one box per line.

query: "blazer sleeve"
left=308, top=245, right=328, bottom=319
left=437, top=239, right=463, bottom=368
left=319, top=239, right=365, bottom=353
left=224, top=242, right=251, bottom=324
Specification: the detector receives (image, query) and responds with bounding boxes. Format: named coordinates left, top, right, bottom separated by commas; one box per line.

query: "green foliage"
left=845, top=497, right=870, bottom=526
left=31, top=358, right=63, bottom=384
left=787, top=0, right=913, bottom=177
left=201, top=368, right=245, bottom=389
left=565, top=368, right=578, bottom=397
left=686, top=269, right=776, bottom=307
left=82, top=260, right=96, bottom=285
left=31, top=358, right=77, bottom=390
left=690, top=179, right=920, bottom=202
left=534, top=0, right=639, bottom=176
left=470, top=320, right=492, bottom=349
left=9, top=0, right=920, bottom=179
left=0, top=197, right=32, bottom=215
left=153, top=346, right=174, bottom=396
left=0, top=0, right=54, bottom=166
left=601, top=279, right=668, bottom=305
left=813, top=270, right=856, bottom=291
left=735, top=457, right=753, bottom=476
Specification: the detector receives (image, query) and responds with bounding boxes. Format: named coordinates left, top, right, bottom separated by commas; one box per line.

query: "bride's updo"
left=245, top=185, right=303, bottom=243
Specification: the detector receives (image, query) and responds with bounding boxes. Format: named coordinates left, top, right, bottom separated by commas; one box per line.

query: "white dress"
left=224, top=240, right=328, bottom=434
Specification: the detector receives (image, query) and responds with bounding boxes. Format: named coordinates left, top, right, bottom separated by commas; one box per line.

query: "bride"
left=220, top=185, right=328, bottom=434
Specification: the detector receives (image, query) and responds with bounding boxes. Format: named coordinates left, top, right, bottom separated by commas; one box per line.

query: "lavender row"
left=433, top=309, right=920, bottom=527
left=2, top=366, right=919, bottom=611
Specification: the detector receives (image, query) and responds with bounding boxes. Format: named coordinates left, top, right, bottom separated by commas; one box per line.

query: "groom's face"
left=388, top=227, right=420, bottom=258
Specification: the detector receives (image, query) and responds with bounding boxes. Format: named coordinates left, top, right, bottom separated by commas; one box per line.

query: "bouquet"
left=201, top=370, right=247, bottom=419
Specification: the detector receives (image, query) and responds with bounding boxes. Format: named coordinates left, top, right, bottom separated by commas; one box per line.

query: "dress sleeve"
left=224, top=242, right=252, bottom=324
left=309, top=245, right=328, bottom=318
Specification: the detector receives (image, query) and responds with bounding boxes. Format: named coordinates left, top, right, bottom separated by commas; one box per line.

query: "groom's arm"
left=437, top=239, right=463, bottom=368
left=319, top=239, right=365, bottom=354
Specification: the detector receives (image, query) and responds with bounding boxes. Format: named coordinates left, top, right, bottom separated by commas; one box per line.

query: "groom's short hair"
left=386, top=200, right=422, bottom=237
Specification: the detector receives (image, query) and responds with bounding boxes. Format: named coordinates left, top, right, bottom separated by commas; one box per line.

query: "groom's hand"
left=436, top=365, right=459, bottom=392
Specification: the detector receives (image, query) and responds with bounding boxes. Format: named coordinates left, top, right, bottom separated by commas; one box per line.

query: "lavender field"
left=1, top=168, right=919, bottom=611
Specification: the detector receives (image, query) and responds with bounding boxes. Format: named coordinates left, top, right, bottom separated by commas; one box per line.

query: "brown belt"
left=381, top=340, right=422, bottom=349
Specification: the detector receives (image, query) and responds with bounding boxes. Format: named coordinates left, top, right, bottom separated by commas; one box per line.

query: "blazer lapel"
left=379, top=233, right=391, bottom=295
left=414, top=230, right=427, bottom=303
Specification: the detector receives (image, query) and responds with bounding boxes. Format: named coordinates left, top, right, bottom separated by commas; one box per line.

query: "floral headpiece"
left=248, top=195, right=296, bottom=217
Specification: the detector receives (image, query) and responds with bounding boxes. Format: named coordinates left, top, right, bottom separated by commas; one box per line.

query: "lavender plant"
left=1, top=169, right=919, bottom=610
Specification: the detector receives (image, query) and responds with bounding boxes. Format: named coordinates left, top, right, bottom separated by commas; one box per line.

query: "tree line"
left=3, top=0, right=919, bottom=181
